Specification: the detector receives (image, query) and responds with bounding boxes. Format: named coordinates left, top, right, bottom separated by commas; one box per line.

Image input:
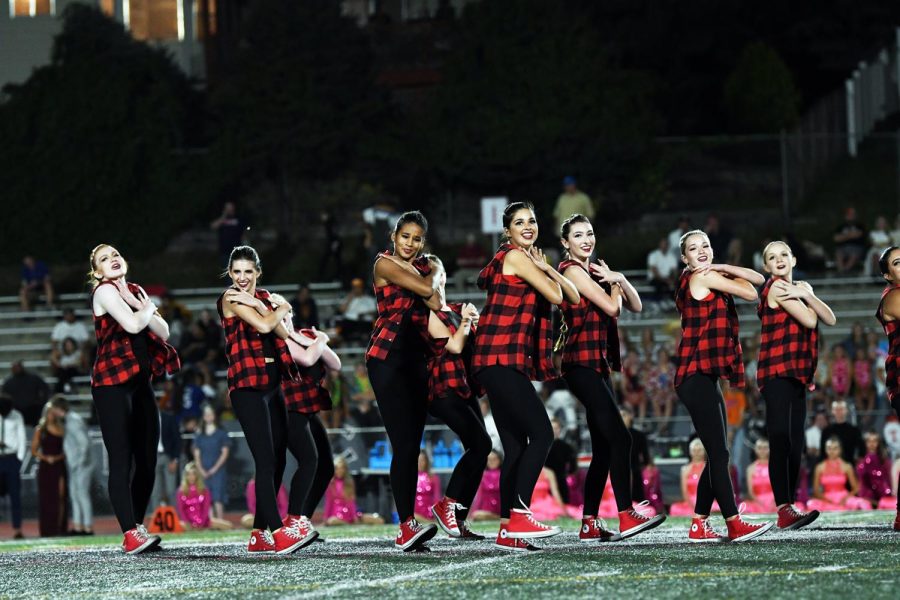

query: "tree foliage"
left=210, top=0, right=388, bottom=185
left=0, top=5, right=203, bottom=263
left=724, top=42, right=800, bottom=133
left=406, top=0, right=660, bottom=198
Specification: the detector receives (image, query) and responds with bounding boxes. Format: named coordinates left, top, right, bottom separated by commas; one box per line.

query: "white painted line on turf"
left=579, top=569, right=622, bottom=579
left=286, top=554, right=517, bottom=599
left=810, top=565, right=849, bottom=572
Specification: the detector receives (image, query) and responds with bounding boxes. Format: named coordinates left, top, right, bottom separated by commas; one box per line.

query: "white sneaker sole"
left=494, top=542, right=541, bottom=552
left=688, top=536, right=726, bottom=543
left=729, top=521, right=774, bottom=543
left=506, top=527, right=562, bottom=540
left=619, top=514, right=666, bottom=540
left=276, top=531, right=320, bottom=555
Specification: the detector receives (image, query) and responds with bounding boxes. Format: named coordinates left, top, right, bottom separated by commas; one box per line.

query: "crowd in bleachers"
left=4, top=204, right=900, bottom=538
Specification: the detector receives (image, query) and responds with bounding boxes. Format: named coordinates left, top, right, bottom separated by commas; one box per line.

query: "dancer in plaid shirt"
left=260, top=293, right=342, bottom=547
left=88, top=244, right=180, bottom=555
left=416, top=255, right=492, bottom=541
left=365, top=211, right=444, bottom=551
left=472, top=202, right=580, bottom=551
left=218, top=246, right=313, bottom=555
left=875, top=245, right=900, bottom=531
left=675, top=230, right=773, bottom=543
left=758, top=241, right=835, bottom=531
left=557, top=214, right=665, bottom=543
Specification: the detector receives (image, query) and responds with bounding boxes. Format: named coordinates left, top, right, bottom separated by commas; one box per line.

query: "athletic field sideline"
left=1, top=512, right=897, bottom=599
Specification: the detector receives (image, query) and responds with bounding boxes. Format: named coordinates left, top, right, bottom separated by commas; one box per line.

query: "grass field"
left=1, top=512, right=898, bottom=599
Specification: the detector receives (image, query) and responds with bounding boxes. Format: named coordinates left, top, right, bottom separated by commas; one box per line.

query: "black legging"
left=286, top=412, right=335, bottom=517
left=893, top=397, right=900, bottom=509
left=763, top=377, right=806, bottom=506
left=565, top=367, right=633, bottom=514
left=367, top=354, right=428, bottom=522
left=428, top=392, right=492, bottom=520
left=231, top=385, right=288, bottom=531
left=477, top=366, right=554, bottom=518
left=675, top=374, right=739, bottom=519
left=92, top=373, right=159, bottom=533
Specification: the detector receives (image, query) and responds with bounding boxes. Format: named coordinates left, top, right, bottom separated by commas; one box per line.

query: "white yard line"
left=286, top=554, right=519, bottom=599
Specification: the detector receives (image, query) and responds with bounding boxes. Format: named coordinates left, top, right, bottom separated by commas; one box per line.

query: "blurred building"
left=0, top=0, right=216, bottom=87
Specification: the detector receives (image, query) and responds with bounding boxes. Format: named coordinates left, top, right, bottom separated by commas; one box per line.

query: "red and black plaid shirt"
left=756, top=277, right=818, bottom=390
left=876, top=285, right=900, bottom=402
left=674, top=270, right=744, bottom=388
left=283, top=360, right=331, bottom=414
left=427, top=305, right=480, bottom=402
left=557, top=260, right=621, bottom=375
left=472, top=244, right=557, bottom=381
left=91, top=281, right=180, bottom=387
left=217, top=288, right=298, bottom=392
left=365, top=252, right=431, bottom=362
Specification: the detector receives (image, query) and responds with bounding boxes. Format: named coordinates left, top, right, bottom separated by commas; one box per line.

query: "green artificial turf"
left=1, top=513, right=897, bottom=599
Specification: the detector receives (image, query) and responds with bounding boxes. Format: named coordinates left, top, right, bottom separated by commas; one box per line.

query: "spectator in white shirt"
left=336, top=278, right=378, bottom=340
left=544, top=386, right=578, bottom=438
left=647, top=237, right=679, bottom=300
left=805, top=410, right=828, bottom=468
left=0, top=394, right=26, bottom=539
left=50, top=308, right=90, bottom=354
left=51, top=396, right=94, bottom=535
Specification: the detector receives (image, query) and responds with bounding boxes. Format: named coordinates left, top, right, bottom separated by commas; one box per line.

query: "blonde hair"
left=268, top=292, right=289, bottom=308
left=333, top=457, right=355, bottom=501
left=679, top=229, right=709, bottom=256
left=87, top=243, right=111, bottom=288
left=688, top=437, right=705, bottom=455
left=180, top=462, right=207, bottom=495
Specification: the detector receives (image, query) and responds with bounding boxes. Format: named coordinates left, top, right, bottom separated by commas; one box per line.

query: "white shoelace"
left=261, top=530, right=275, bottom=546
left=134, top=525, right=151, bottom=541
left=444, top=502, right=465, bottom=528
left=700, top=518, right=718, bottom=537
left=590, top=517, right=611, bottom=532
left=407, top=518, right=423, bottom=532
left=630, top=501, right=653, bottom=518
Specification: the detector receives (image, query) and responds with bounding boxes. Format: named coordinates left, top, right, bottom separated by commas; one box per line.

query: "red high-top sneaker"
left=618, top=504, right=666, bottom=539
left=506, top=508, right=562, bottom=539
left=122, top=526, right=156, bottom=555
left=495, top=526, right=542, bottom=552
left=247, top=529, right=276, bottom=554
left=431, top=497, right=464, bottom=537
left=776, top=505, right=819, bottom=530
left=726, top=516, right=774, bottom=542
left=394, top=517, right=437, bottom=551
left=688, top=517, right=725, bottom=543
left=282, top=515, right=319, bottom=551
left=579, top=516, right=619, bottom=543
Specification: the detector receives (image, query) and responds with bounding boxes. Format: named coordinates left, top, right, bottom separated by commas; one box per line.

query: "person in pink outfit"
left=324, top=457, right=384, bottom=526
left=856, top=431, right=896, bottom=510
left=642, top=457, right=665, bottom=514
left=828, top=345, right=851, bottom=399
left=669, top=439, right=708, bottom=517
left=471, top=451, right=502, bottom=520
left=528, top=467, right=581, bottom=521
left=414, top=451, right=442, bottom=521
left=808, top=438, right=871, bottom=511
left=241, top=477, right=289, bottom=529
left=177, top=462, right=232, bottom=530
left=743, top=439, right=777, bottom=513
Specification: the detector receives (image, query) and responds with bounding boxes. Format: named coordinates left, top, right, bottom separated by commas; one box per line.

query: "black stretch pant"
left=286, top=412, right=335, bottom=517
left=428, top=392, right=492, bottom=520
left=367, top=354, right=428, bottom=522
left=565, top=367, right=633, bottom=514
left=231, top=385, right=288, bottom=531
left=676, top=374, right=739, bottom=519
left=92, top=373, right=159, bottom=533
left=763, top=377, right=806, bottom=506
left=477, top=366, right=554, bottom=519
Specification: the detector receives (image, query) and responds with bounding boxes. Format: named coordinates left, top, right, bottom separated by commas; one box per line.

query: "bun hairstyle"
left=392, top=211, right=429, bottom=236
left=878, top=245, right=900, bottom=276
left=421, top=253, right=444, bottom=271
left=678, top=229, right=709, bottom=256
left=224, top=245, right=262, bottom=278
left=502, top=201, right=535, bottom=230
